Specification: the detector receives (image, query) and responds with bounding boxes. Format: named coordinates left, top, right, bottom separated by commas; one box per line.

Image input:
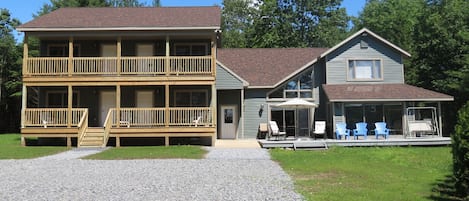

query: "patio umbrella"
left=275, top=98, right=318, bottom=138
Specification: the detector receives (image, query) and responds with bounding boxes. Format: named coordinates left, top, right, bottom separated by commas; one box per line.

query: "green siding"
left=243, top=89, right=269, bottom=139
left=216, top=65, right=244, bottom=90
left=217, top=90, right=242, bottom=138
left=326, top=36, right=404, bottom=84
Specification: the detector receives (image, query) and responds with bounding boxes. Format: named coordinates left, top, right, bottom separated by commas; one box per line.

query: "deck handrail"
left=25, top=56, right=213, bottom=76
left=77, top=109, right=89, bottom=147
left=168, top=107, right=212, bottom=126
left=23, top=108, right=87, bottom=127
left=103, top=109, right=114, bottom=146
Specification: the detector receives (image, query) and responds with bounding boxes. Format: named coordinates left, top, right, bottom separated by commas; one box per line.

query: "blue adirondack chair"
left=335, top=123, right=350, bottom=140
left=353, top=122, right=368, bottom=140
left=374, top=122, right=389, bottom=139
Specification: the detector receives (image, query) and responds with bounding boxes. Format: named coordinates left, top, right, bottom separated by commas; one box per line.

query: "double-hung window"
left=348, top=59, right=382, bottom=80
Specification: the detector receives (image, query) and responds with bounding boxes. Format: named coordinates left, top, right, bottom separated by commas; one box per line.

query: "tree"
left=0, top=9, right=22, bottom=132
left=241, top=0, right=349, bottom=48
left=452, top=100, right=469, bottom=199
left=412, top=0, right=469, bottom=136
left=221, top=0, right=258, bottom=48
left=35, top=0, right=108, bottom=17
left=354, top=0, right=425, bottom=52
left=107, top=0, right=145, bottom=7
left=152, top=0, right=161, bottom=7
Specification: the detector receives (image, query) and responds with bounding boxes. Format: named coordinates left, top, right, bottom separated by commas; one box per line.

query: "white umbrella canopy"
left=275, top=98, right=318, bottom=109
left=275, top=98, right=318, bottom=138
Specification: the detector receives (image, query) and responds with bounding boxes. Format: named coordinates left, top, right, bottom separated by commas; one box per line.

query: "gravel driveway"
left=0, top=148, right=303, bottom=201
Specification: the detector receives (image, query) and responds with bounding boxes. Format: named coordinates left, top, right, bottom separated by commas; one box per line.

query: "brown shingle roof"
left=217, top=48, right=327, bottom=87
left=18, top=7, right=221, bottom=30
left=323, top=84, right=453, bottom=102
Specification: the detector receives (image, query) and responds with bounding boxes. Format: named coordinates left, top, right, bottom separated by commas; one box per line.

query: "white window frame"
left=347, top=58, right=383, bottom=81
left=267, top=71, right=314, bottom=100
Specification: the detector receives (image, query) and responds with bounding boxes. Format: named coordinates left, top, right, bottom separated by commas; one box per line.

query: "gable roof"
left=216, top=48, right=327, bottom=87
left=17, top=7, right=221, bottom=32
left=323, top=84, right=453, bottom=102
left=320, top=28, right=411, bottom=58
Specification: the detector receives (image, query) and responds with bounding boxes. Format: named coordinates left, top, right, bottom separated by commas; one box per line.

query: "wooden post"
left=165, top=35, right=170, bottom=76
left=22, top=35, right=28, bottom=76
left=438, top=102, right=443, bottom=137
left=165, top=84, right=169, bottom=127
left=68, top=36, right=73, bottom=76
left=67, top=137, right=71, bottom=147
left=241, top=88, right=244, bottom=139
left=211, top=83, right=217, bottom=147
left=116, top=136, right=120, bottom=147
left=21, top=137, right=26, bottom=146
left=117, top=37, right=121, bottom=76
left=67, top=85, right=72, bottom=128
left=211, top=34, right=217, bottom=77
left=116, top=85, right=121, bottom=128
left=21, top=85, right=27, bottom=129
left=165, top=136, right=169, bottom=146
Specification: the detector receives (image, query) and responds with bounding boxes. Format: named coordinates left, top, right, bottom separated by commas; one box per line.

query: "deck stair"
left=79, top=127, right=106, bottom=147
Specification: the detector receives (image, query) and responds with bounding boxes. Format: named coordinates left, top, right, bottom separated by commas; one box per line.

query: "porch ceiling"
left=323, top=83, right=454, bottom=102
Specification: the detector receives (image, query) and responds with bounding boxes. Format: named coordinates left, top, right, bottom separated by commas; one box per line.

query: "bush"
left=452, top=100, right=469, bottom=199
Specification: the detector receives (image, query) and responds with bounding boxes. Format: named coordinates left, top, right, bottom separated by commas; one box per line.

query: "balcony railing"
left=23, top=107, right=213, bottom=128
left=24, top=56, right=213, bottom=76
left=110, top=107, right=213, bottom=127
left=23, top=108, right=88, bottom=127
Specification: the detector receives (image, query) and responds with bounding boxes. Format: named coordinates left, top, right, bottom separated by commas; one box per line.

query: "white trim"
left=346, top=58, right=384, bottom=81
left=17, top=26, right=221, bottom=32
left=319, top=28, right=411, bottom=58
left=247, top=86, right=274, bottom=89
left=216, top=61, right=249, bottom=86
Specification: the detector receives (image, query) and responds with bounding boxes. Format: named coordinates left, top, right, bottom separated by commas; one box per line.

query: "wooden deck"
left=258, top=136, right=451, bottom=149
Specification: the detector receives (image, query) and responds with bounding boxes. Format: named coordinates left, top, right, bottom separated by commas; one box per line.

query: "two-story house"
left=216, top=28, right=453, bottom=139
left=18, top=7, right=220, bottom=147
left=18, top=6, right=453, bottom=147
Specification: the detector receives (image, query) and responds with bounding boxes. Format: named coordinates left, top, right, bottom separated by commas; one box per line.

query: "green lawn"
left=84, top=146, right=207, bottom=159
left=0, top=134, right=69, bottom=159
left=271, top=146, right=454, bottom=201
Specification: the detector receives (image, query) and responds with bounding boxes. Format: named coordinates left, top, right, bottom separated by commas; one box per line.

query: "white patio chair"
left=268, top=121, right=287, bottom=140
left=312, top=121, right=326, bottom=139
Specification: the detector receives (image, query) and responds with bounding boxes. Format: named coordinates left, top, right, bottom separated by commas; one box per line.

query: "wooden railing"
left=73, top=57, right=117, bottom=75
left=27, top=57, right=68, bottom=76
left=121, top=57, right=166, bottom=75
left=103, top=109, right=114, bottom=146
left=24, top=56, right=213, bottom=76
left=77, top=109, right=89, bottom=146
left=104, top=107, right=212, bottom=127
left=168, top=107, right=212, bottom=127
left=24, top=108, right=87, bottom=127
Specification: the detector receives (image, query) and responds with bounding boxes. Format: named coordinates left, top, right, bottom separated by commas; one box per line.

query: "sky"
left=1, top=0, right=366, bottom=42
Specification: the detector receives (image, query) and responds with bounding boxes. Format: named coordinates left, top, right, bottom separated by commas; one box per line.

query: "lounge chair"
left=353, top=122, right=368, bottom=140
left=335, top=123, right=350, bottom=140
left=312, top=121, right=326, bottom=139
left=374, top=122, right=389, bottom=139
left=192, top=116, right=202, bottom=127
left=257, top=123, right=269, bottom=139
left=268, top=121, right=287, bottom=140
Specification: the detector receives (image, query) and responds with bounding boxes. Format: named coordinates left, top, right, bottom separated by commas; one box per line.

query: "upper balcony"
left=23, top=37, right=216, bottom=80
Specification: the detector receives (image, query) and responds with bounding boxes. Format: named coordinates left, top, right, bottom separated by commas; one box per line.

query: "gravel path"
left=0, top=148, right=303, bottom=201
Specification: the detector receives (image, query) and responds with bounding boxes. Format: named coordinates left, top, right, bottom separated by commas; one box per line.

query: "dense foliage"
left=452, top=101, right=469, bottom=199
left=0, top=9, right=22, bottom=132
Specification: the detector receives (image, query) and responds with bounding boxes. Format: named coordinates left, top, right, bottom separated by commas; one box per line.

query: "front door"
left=220, top=105, right=237, bottom=139
left=137, top=44, right=154, bottom=72
left=100, top=91, right=116, bottom=126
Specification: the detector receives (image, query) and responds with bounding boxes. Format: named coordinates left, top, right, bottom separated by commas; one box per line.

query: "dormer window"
left=348, top=59, right=382, bottom=81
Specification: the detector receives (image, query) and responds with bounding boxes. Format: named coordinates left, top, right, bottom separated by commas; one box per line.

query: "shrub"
left=452, top=100, right=469, bottom=199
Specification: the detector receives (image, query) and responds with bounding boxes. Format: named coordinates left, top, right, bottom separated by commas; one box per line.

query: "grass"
left=0, top=134, right=69, bottom=159
left=271, top=146, right=454, bottom=201
left=84, top=146, right=207, bottom=160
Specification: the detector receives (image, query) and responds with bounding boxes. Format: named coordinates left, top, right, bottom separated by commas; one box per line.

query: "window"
left=348, top=59, right=382, bottom=80
left=48, top=44, right=80, bottom=57
left=174, top=43, right=208, bottom=56
left=174, top=90, right=208, bottom=107
left=268, top=70, right=313, bottom=99
left=46, top=91, right=79, bottom=108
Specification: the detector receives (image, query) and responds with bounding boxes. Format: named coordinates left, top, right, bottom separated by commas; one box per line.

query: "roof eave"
left=319, top=28, right=411, bottom=58
left=328, top=98, right=454, bottom=102
left=17, top=26, right=221, bottom=32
